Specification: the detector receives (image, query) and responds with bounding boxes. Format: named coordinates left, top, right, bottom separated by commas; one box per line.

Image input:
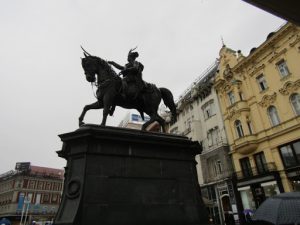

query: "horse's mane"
left=95, top=56, right=118, bottom=78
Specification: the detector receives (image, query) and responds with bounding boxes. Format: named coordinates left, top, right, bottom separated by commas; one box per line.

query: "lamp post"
left=20, top=197, right=30, bottom=225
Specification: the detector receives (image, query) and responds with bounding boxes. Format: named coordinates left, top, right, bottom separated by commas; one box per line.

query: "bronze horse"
left=79, top=49, right=177, bottom=131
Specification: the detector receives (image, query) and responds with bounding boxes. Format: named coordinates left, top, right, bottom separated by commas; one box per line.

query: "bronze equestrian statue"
left=79, top=47, right=177, bottom=132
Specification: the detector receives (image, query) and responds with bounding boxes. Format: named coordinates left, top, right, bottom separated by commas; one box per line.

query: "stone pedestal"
left=54, top=125, right=208, bottom=225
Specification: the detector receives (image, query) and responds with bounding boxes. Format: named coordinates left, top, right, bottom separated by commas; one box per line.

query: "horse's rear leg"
left=79, top=101, right=102, bottom=126
left=156, top=115, right=166, bottom=132
left=141, top=114, right=166, bottom=132
left=100, top=95, right=114, bottom=126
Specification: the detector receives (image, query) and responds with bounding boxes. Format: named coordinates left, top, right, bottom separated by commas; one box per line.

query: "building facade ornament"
left=249, top=64, right=265, bottom=77
left=279, top=79, right=300, bottom=95
left=268, top=48, right=287, bottom=63
left=223, top=64, right=234, bottom=81
left=258, top=92, right=277, bottom=107
left=289, top=34, right=300, bottom=47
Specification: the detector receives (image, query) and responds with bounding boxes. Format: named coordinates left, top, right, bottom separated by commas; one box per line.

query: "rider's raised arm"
left=107, top=61, right=124, bottom=70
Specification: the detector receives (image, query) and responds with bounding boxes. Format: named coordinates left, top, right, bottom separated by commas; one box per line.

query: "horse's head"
left=81, top=46, right=118, bottom=83
left=81, top=55, right=99, bottom=83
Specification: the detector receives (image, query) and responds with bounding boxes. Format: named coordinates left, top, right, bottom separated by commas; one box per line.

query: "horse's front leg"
left=79, top=101, right=102, bottom=126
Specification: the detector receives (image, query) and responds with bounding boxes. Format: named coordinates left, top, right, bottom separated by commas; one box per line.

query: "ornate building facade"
left=168, top=62, right=238, bottom=225
left=0, top=162, right=64, bottom=224
left=214, top=22, right=300, bottom=222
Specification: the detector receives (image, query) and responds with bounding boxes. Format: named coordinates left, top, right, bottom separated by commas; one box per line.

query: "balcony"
left=204, top=169, right=234, bottom=184
left=235, top=162, right=277, bottom=180
left=233, top=134, right=258, bottom=154
left=228, top=100, right=250, bottom=111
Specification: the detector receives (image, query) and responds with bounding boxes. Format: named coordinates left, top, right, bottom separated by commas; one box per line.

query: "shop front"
left=236, top=174, right=284, bottom=222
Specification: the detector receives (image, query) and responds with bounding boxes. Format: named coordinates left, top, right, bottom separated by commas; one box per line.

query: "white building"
left=168, top=61, right=237, bottom=225
left=118, top=112, right=150, bottom=130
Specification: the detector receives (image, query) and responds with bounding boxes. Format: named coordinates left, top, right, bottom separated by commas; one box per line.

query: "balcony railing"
left=235, top=162, right=277, bottom=180
left=204, top=169, right=234, bottom=184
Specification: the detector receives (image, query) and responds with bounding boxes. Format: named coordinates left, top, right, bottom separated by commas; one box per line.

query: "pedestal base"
left=54, top=125, right=208, bottom=225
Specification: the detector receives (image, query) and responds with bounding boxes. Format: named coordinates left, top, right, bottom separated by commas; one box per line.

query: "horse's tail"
left=159, top=87, right=177, bottom=124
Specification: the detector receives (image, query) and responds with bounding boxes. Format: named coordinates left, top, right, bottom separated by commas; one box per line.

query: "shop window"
left=254, top=152, right=268, bottom=175
left=290, top=93, right=300, bottom=116
left=235, top=120, right=244, bottom=138
left=256, top=74, right=268, bottom=91
left=238, top=187, right=256, bottom=211
left=227, top=91, right=235, bottom=105
left=261, top=181, right=280, bottom=198
left=240, top=157, right=252, bottom=178
left=279, top=141, right=300, bottom=168
left=268, top=106, right=280, bottom=126
left=277, top=60, right=290, bottom=77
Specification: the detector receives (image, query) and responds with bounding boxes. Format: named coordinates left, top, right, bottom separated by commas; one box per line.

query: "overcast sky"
left=0, top=0, right=284, bottom=173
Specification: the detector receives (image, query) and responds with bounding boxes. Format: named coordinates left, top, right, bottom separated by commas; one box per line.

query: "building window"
left=290, top=93, right=300, bottom=116
left=268, top=106, right=280, bottom=126
left=256, top=74, right=268, bottom=91
left=235, top=120, right=244, bottom=138
left=28, top=180, right=35, bottom=189
left=247, top=121, right=254, bottom=134
left=240, top=157, right=252, bottom=178
left=254, top=152, right=268, bottom=174
left=51, top=194, right=58, bottom=203
left=227, top=91, right=235, bottom=105
left=45, top=182, right=51, bottom=190
left=207, top=127, right=219, bottom=146
left=37, top=181, right=43, bottom=190
left=43, top=194, right=50, bottom=203
left=203, top=101, right=216, bottom=119
left=23, top=179, right=28, bottom=188
left=186, top=118, right=192, bottom=130
left=239, top=92, right=244, bottom=101
left=277, top=60, right=290, bottom=77
left=279, top=140, right=300, bottom=168
left=214, top=160, right=223, bottom=175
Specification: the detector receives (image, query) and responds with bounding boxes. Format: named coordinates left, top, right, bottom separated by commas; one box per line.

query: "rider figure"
left=108, top=48, right=145, bottom=99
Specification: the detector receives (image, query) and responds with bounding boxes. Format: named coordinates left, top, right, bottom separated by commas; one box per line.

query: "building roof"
left=29, top=165, right=64, bottom=179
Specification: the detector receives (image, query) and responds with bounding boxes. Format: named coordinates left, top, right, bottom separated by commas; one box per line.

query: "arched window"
left=268, top=106, right=280, bottom=126
left=235, top=120, right=244, bottom=138
left=290, top=93, right=300, bottom=116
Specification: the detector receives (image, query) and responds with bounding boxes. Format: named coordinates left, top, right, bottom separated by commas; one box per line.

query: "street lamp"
left=20, top=197, right=30, bottom=225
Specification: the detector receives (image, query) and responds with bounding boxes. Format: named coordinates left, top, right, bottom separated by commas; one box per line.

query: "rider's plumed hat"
left=128, top=47, right=139, bottom=59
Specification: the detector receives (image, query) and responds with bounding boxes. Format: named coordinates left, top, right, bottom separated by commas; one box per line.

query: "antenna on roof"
left=221, top=36, right=225, bottom=47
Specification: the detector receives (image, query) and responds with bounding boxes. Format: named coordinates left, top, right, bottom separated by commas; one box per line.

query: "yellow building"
left=214, top=22, right=300, bottom=215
